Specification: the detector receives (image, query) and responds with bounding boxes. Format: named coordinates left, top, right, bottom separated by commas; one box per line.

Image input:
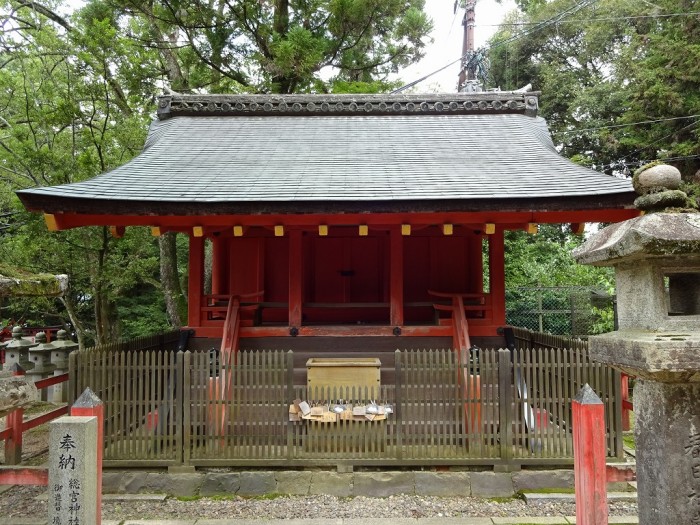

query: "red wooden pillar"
left=573, top=384, right=608, bottom=525
left=488, top=228, right=506, bottom=326
left=188, top=235, right=205, bottom=328
left=390, top=228, right=404, bottom=326
left=5, top=364, right=25, bottom=465
left=289, top=229, right=303, bottom=328
left=621, top=374, right=632, bottom=431
left=466, top=232, right=483, bottom=294
left=211, top=236, right=229, bottom=296
left=71, top=387, right=104, bottom=525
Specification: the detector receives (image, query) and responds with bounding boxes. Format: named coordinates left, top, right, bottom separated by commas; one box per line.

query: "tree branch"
left=12, top=0, right=73, bottom=32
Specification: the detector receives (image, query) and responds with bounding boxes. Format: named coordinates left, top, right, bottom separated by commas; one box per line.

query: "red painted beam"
left=23, top=405, right=69, bottom=432
left=606, top=464, right=636, bottom=483
left=39, top=208, right=639, bottom=231
left=189, top=322, right=500, bottom=339
left=0, top=467, right=48, bottom=486
left=34, top=372, right=69, bottom=390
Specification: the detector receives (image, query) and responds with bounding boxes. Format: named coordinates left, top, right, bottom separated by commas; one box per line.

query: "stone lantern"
left=27, top=332, right=57, bottom=400
left=50, top=329, right=78, bottom=402
left=4, top=326, right=36, bottom=372
left=573, top=163, right=700, bottom=525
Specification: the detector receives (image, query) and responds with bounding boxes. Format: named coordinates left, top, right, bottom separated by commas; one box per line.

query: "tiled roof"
left=17, top=93, right=634, bottom=216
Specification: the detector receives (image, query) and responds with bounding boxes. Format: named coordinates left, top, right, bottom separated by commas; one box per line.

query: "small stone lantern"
left=573, top=163, right=700, bottom=525
left=4, top=326, right=36, bottom=372
left=50, top=329, right=78, bottom=403
left=27, top=332, right=57, bottom=400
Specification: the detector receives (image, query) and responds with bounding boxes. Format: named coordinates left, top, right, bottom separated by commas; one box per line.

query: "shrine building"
left=17, top=92, right=637, bottom=354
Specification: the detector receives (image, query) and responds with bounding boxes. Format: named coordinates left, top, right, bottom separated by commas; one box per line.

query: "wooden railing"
left=510, top=326, right=632, bottom=432
left=0, top=368, right=70, bottom=465
left=69, top=344, right=623, bottom=468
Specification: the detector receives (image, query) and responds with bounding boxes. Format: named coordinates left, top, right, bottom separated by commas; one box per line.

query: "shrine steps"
left=240, top=336, right=451, bottom=386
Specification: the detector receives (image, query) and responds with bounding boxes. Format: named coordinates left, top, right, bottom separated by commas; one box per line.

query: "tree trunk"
left=159, top=232, right=186, bottom=327
left=60, top=294, right=87, bottom=350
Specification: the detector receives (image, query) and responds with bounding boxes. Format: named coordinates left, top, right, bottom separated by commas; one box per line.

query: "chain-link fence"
left=506, top=286, right=614, bottom=337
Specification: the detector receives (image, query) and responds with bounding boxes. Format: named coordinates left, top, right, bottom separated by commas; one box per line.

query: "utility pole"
left=457, top=0, right=479, bottom=92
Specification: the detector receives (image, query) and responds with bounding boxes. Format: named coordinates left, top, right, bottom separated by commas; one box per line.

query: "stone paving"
left=0, top=518, right=640, bottom=525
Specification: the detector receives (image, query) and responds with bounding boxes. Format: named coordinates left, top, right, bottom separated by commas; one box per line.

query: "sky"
left=394, top=0, right=518, bottom=93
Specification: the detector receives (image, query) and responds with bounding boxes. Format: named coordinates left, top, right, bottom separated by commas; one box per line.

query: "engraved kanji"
left=58, top=454, right=76, bottom=470
left=686, top=433, right=700, bottom=458
left=59, top=434, right=77, bottom=451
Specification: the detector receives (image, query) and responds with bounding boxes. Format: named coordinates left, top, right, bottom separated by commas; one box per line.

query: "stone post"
left=27, top=332, right=56, bottom=400
left=573, top=163, right=700, bottom=525
left=3, top=326, right=36, bottom=372
left=71, top=388, right=103, bottom=525
left=50, top=329, right=78, bottom=403
left=48, top=415, right=98, bottom=525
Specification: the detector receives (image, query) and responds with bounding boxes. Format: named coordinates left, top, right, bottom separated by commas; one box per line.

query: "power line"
left=475, top=11, right=700, bottom=27
left=392, top=0, right=599, bottom=93
left=554, top=114, right=700, bottom=135
left=598, top=154, right=700, bottom=173
left=595, top=120, right=700, bottom=172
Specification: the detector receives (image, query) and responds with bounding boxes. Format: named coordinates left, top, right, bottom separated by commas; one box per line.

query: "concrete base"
left=101, top=468, right=591, bottom=499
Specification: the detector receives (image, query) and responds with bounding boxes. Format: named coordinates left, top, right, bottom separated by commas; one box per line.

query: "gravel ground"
left=0, top=485, right=638, bottom=522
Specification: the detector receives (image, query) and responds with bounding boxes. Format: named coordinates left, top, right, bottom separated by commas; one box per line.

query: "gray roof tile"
left=18, top=109, right=634, bottom=215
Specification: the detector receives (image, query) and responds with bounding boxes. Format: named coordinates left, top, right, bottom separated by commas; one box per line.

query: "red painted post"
left=288, top=229, right=303, bottom=328
left=187, top=235, right=205, bottom=329
left=5, top=364, right=26, bottom=465
left=389, top=228, right=404, bottom=327
left=488, top=229, right=506, bottom=326
left=5, top=406, right=24, bottom=465
left=573, top=383, right=608, bottom=525
left=71, top=388, right=104, bottom=525
left=621, top=374, right=632, bottom=431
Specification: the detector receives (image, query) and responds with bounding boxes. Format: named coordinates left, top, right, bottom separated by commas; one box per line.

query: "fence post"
left=394, top=349, right=402, bottom=461
left=70, top=387, right=103, bottom=525
left=573, top=384, right=608, bottom=525
left=179, top=351, right=188, bottom=467
left=5, top=364, right=26, bottom=465
left=498, top=349, right=513, bottom=466
left=286, top=350, right=294, bottom=460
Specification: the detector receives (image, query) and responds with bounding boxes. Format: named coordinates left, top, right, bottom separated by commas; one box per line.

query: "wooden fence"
left=69, top=342, right=622, bottom=468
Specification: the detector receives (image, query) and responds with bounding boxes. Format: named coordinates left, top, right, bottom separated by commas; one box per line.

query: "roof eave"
left=18, top=191, right=637, bottom=218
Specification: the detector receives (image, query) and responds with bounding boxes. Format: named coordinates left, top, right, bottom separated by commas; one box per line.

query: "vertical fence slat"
left=180, top=351, right=189, bottom=466
left=66, top=331, right=622, bottom=469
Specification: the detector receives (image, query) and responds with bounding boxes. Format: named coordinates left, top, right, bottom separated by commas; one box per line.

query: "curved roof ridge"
left=158, top=91, right=541, bottom=120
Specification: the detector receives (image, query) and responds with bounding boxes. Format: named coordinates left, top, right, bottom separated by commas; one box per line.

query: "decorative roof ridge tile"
left=157, top=92, right=540, bottom=120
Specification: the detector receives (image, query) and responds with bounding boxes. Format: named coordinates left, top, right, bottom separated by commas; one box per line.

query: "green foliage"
left=590, top=305, right=615, bottom=335
left=0, top=0, right=432, bottom=343
left=103, top=0, right=433, bottom=93
left=505, top=225, right=614, bottom=290
left=488, top=0, right=700, bottom=179
left=505, top=225, right=616, bottom=336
